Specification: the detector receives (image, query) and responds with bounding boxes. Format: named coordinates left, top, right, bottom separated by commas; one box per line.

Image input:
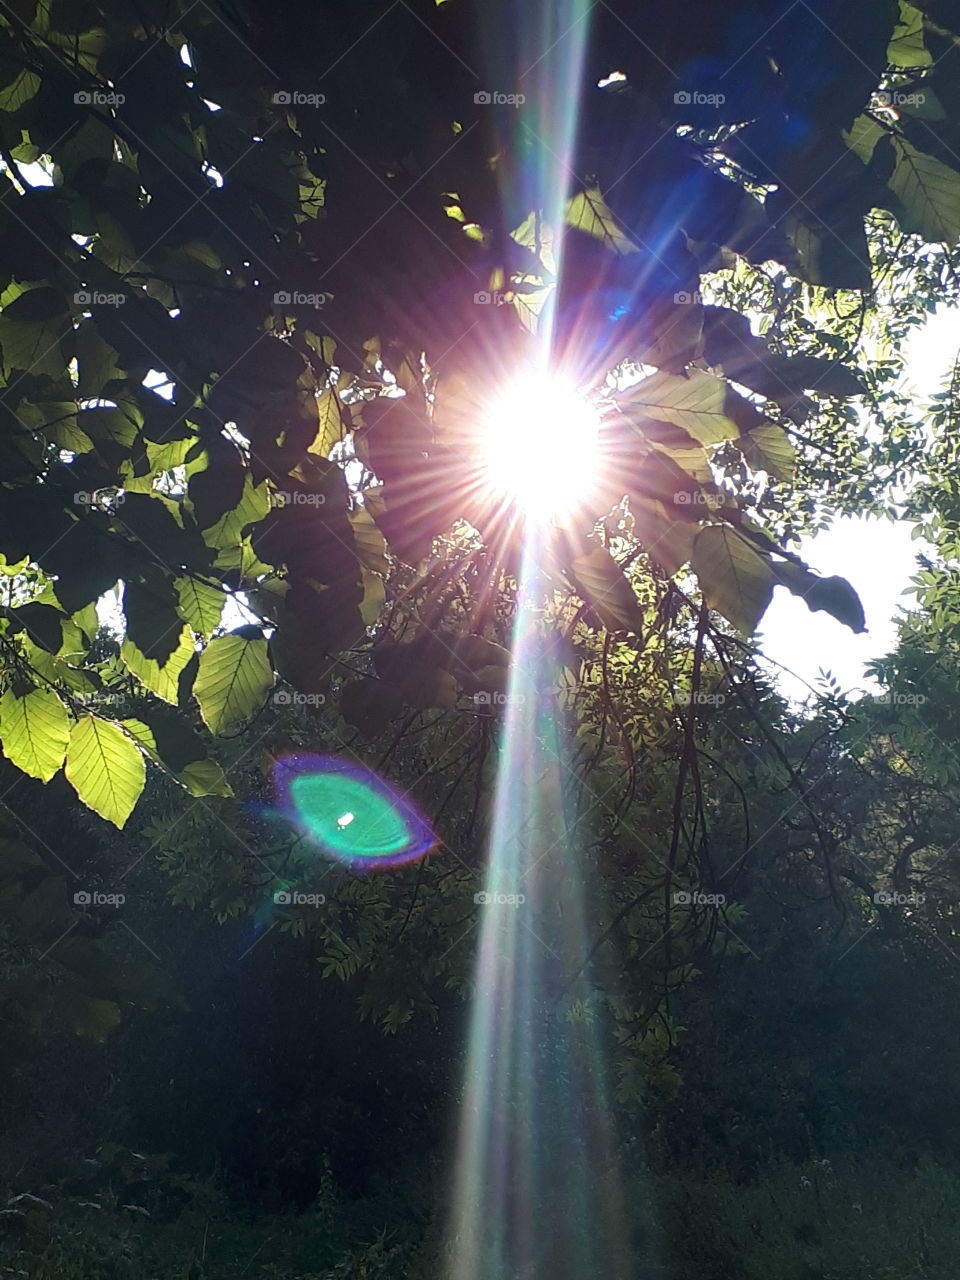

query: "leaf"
left=738, top=424, right=797, bottom=483
left=692, top=526, right=776, bottom=633
left=888, top=1, right=931, bottom=66
left=567, top=542, right=644, bottom=632
left=123, top=575, right=183, bottom=664
left=631, top=498, right=698, bottom=574
left=348, top=504, right=390, bottom=576
left=194, top=630, right=274, bottom=735
left=843, top=114, right=886, bottom=165
left=617, top=371, right=742, bottom=447
left=174, top=576, right=224, bottom=639
left=65, top=715, right=146, bottom=828
left=888, top=136, right=960, bottom=243
left=120, top=625, right=196, bottom=705
left=566, top=187, right=640, bottom=255
left=0, top=688, right=70, bottom=782
left=773, top=562, right=866, bottom=632
left=309, top=389, right=344, bottom=458
left=122, top=716, right=232, bottom=796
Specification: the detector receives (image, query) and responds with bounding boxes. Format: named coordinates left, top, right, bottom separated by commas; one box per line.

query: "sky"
left=759, top=307, right=959, bottom=702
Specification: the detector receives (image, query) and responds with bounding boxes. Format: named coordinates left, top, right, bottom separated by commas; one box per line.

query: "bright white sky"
left=759, top=307, right=959, bottom=702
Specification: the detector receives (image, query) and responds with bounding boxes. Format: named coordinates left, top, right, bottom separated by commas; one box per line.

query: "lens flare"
left=480, top=373, right=600, bottom=518
left=272, top=754, right=437, bottom=869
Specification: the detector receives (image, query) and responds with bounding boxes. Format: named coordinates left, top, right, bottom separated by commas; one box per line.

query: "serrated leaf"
left=65, top=715, right=145, bottom=828
left=194, top=630, right=273, bottom=735
left=568, top=542, right=644, bottom=632
left=631, top=499, right=698, bottom=574
left=120, top=625, right=195, bottom=704
left=738, top=424, right=797, bottom=483
left=888, top=136, right=960, bottom=243
left=0, top=687, right=70, bottom=782
left=309, top=389, right=344, bottom=458
left=174, top=576, right=224, bottom=639
left=692, top=526, right=775, bottom=633
left=566, top=187, right=640, bottom=255
left=888, top=1, right=931, bottom=67
left=617, top=370, right=742, bottom=447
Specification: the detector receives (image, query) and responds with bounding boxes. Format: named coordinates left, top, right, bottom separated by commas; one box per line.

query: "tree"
left=1, top=0, right=956, bottom=823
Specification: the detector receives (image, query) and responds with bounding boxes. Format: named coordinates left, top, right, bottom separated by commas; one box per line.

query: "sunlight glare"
left=481, top=374, right=600, bottom=518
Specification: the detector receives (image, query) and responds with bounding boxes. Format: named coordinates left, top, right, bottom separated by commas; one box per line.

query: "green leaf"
left=566, top=187, right=640, bottom=255
left=738, top=424, right=797, bottom=483
left=888, top=136, right=960, bottom=243
left=309, top=389, right=344, bottom=458
left=631, top=499, right=698, bottom=575
left=120, top=625, right=196, bottom=705
left=0, top=687, right=70, bottom=783
left=567, top=542, right=644, bottom=633
left=194, top=630, right=274, bottom=735
left=888, top=1, right=931, bottom=66
left=618, top=371, right=742, bottom=447
left=692, top=526, right=776, bottom=633
left=174, top=576, right=224, bottom=639
left=65, top=715, right=146, bottom=828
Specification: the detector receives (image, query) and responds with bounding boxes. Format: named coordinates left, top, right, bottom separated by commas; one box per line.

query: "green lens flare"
left=273, top=754, right=437, bottom=868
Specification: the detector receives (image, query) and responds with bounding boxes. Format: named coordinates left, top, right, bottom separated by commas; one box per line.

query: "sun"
left=479, top=372, right=601, bottom=519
